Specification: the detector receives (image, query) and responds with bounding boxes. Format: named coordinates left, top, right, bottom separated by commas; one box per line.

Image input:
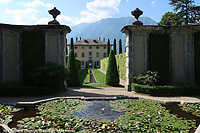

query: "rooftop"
left=68, top=39, right=113, bottom=46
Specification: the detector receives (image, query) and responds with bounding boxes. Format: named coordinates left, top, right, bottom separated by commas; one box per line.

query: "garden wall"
left=100, top=53, right=126, bottom=80
left=0, top=24, right=71, bottom=86
left=121, top=25, right=200, bottom=91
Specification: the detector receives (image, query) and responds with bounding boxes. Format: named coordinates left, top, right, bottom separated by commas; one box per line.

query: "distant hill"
left=67, top=17, right=157, bottom=53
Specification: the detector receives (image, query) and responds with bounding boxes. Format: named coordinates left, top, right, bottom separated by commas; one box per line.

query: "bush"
left=132, top=83, right=200, bottom=96
left=66, top=56, right=81, bottom=71
left=29, top=62, right=67, bottom=86
left=66, top=50, right=80, bottom=87
left=133, top=71, right=159, bottom=86
left=105, top=50, right=119, bottom=86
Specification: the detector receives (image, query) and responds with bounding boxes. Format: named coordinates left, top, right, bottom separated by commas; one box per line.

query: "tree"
left=119, top=39, right=122, bottom=54
left=105, top=50, right=119, bottom=86
left=93, top=61, right=97, bottom=69
left=169, top=0, right=200, bottom=25
left=70, top=38, right=74, bottom=50
left=113, top=38, right=117, bottom=55
left=85, top=61, right=88, bottom=69
left=158, top=12, right=183, bottom=26
left=107, top=39, right=110, bottom=57
left=66, top=49, right=80, bottom=87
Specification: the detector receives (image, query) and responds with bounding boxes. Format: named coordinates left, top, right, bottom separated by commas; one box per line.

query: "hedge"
left=21, top=30, right=45, bottom=85
left=148, top=33, right=170, bottom=85
left=66, top=56, right=81, bottom=71
left=101, top=53, right=126, bottom=81
left=132, top=83, right=200, bottom=96
left=194, top=32, right=200, bottom=85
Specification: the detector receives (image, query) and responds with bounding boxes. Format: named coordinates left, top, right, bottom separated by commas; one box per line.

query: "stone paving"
left=0, top=87, right=200, bottom=105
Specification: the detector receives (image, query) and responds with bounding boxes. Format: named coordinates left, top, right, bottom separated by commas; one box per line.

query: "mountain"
left=67, top=17, right=157, bottom=53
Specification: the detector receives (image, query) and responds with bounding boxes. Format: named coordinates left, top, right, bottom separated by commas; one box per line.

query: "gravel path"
left=0, top=87, right=200, bottom=104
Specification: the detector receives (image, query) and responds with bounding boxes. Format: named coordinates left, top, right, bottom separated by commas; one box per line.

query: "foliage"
left=113, top=38, right=117, bottom=55
left=29, top=62, right=67, bottom=86
left=21, top=30, right=45, bottom=85
left=85, top=61, right=88, bottom=69
left=70, top=37, right=74, bottom=50
left=93, top=61, right=97, bottom=69
left=148, top=33, right=170, bottom=85
left=66, top=50, right=80, bottom=87
left=179, top=103, right=200, bottom=117
left=79, top=69, right=89, bottom=85
left=133, top=71, right=159, bottom=86
left=132, top=83, right=200, bottom=96
left=0, top=104, right=21, bottom=125
left=106, top=50, right=119, bottom=86
left=169, top=0, right=200, bottom=24
left=158, top=11, right=183, bottom=26
left=107, top=39, right=110, bottom=57
left=194, top=32, right=200, bottom=85
left=110, top=99, right=196, bottom=132
left=66, top=56, right=81, bottom=71
left=119, top=39, right=122, bottom=54
left=101, top=53, right=126, bottom=81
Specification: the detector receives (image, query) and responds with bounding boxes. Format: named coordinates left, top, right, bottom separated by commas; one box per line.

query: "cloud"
left=21, top=0, right=55, bottom=8
left=36, top=18, right=51, bottom=25
left=74, top=0, right=121, bottom=24
left=5, top=8, right=39, bottom=25
left=0, top=0, right=12, bottom=3
left=151, top=0, right=157, bottom=4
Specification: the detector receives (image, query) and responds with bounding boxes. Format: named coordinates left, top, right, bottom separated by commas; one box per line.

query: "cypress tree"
left=105, top=50, right=119, bottom=86
left=93, top=61, right=97, bottom=69
left=107, top=39, right=110, bottom=57
left=85, top=61, right=88, bottom=69
left=66, top=38, right=68, bottom=55
left=113, top=38, right=117, bottom=55
left=119, top=39, right=122, bottom=54
left=70, top=38, right=74, bottom=51
left=66, top=49, right=80, bottom=87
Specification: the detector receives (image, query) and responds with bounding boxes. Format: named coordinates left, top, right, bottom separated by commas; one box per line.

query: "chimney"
left=99, top=37, right=100, bottom=40
left=76, top=37, right=78, bottom=42
left=80, top=37, right=81, bottom=40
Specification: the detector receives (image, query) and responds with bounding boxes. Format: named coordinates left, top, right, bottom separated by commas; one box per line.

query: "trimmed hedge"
left=132, top=83, right=200, bottom=96
left=101, top=53, right=126, bottom=81
left=148, top=33, right=170, bottom=85
left=21, top=30, right=45, bottom=85
left=66, top=56, right=81, bottom=71
left=194, top=32, right=200, bottom=85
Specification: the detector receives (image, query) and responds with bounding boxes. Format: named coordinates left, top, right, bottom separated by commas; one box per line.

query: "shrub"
left=106, top=50, right=119, bottom=86
left=133, top=71, right=159, bottom=86
left=66, top=56, right=81, bottom=71
left=66, top=50, right=80, bottom=87
left=29, top=62, right=67, bottom=86
left=132, top=83, right=200, bottom=96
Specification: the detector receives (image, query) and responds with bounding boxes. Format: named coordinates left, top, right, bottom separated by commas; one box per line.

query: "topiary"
left=66, top=50, right=80, bottom=87
left=105, top=50, right=119, bottom=86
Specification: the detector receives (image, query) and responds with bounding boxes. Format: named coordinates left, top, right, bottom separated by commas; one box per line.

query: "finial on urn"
left=131, top=8, right=143, bottom=25
left=48, top=7, right=61, bottom=25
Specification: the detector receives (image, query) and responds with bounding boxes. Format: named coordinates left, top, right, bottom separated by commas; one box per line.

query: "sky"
left=0, top=0, right=200, bottom=27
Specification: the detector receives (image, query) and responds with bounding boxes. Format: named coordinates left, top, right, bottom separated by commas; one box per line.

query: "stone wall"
left=0, top=24, right=71, bottom=86
left=121, top=25, right=200, bottom=91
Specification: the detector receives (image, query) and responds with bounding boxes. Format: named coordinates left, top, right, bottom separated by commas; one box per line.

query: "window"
left=75, top=53, right=77, bottom=57
left=96, top=46, right=99, bottom=49
left=103, top=46, right=106, bottom=49
left=82, top=52, right=85, bottom=57
left=103, top=52, right=106, bottom=57
left=81, top=61, right=84, bottom=66
left=82, top=46, right=84, bottom=49
left=89, top=52, right=92, bottom=58
left=75, top=46, right=77, bottom=49
left=89, top=46, right=92, bottom=49
left=96, top=52, right=99, bottom=58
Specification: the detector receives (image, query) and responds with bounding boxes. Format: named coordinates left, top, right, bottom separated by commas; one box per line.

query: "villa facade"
left=68, top=39, right=112, bottom=68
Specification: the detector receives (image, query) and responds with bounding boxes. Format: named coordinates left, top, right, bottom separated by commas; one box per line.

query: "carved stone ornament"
left=131, top=8, right=143, bottom=25
left=48, top=7, right=61, bottom=25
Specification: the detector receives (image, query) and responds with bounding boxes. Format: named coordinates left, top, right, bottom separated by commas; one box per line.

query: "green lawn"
left=79, top=69, right=89, bottom=85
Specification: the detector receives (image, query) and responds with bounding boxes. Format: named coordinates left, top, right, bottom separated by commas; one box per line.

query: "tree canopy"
left=169, top=0, right=200, bottom=25
left=158, top=12, right=183, bottom=26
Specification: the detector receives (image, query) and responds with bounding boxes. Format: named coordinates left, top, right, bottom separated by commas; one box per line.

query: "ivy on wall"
left=194, top=32, right=200, bottom=85
left=148, top=33, right=170, bottom=85
left=101, top=53, right=126, bottom=81
left=21, top=30, right=45, bottom=85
